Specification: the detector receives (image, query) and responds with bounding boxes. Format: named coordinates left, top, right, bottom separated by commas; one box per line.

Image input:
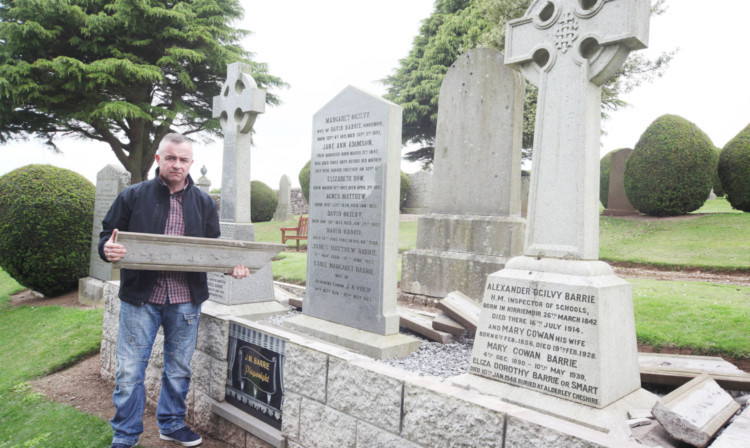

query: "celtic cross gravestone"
left=467, top=0, right=651, bottom=411
left=208, top=62, right=277, bottom=307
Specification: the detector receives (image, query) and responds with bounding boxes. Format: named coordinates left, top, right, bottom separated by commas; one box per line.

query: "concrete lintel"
left=211, top=401, right=285, bottom=448
left=283, top=314, right=421, bottom=360
left=113, top=231, right=283, bottom=273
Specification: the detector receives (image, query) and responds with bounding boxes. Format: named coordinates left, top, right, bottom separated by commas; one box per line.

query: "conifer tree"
left=0, top=0, right=285, bottom=182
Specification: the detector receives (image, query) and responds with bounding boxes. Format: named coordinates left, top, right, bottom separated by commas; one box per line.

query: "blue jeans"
left=111, top=301, right=201, bottom=446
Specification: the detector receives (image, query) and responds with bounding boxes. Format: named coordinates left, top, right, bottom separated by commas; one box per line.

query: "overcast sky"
left=1, top=0, right=748, bottom=189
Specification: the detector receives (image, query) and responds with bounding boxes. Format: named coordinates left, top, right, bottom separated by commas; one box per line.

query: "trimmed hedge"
left=599, top=151, right=613, bottom=208
left=718, top=123, right=750, bottom=211
left=0, top=165, right=95, bottom=296
left=624, top=115, right=715, bottom=216
left=251, top=180, right=278, bottom=222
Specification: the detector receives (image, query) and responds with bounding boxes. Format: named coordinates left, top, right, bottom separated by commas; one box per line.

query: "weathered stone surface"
left=197, top=314, right=229, bottom=360
left=89, top=164, right=130, bottom=281
left=103, top=282, right=120, bottom=314
left=403, top=170, right=432, bottom=215
left=505, top=413, right=613, bottom=448
left=217, top=416, right=248, bottom=448
left=652, top=374, right=740, bottom=447
left=401, top=382, right=505, bottom=448
left=356, top=421, right=423, bottom=448
left=299, top=398, right=357, bottom=448
left=78, top=277, right=105, bottom=307
left=191, top=350, right=228, bottom=402
left=327, top=358, right=403, bottom=433
left=281, top=391, right=302, bottom=443
left=305, top=85, right=402, bottom=336
left=191, top=388, right=219, bottom=438
left=283, top=343, right=328, bottom=402
left=398, top=307, right=454, bottom=344
left=273, top=175, right=294, bottom=222
left=709, top=406, right=750, bottom=448
left=603, top=148, right=638, bottom=216
left=102, top=310, right=119, bottom=343
left=114, top=231, right=283, bottom=273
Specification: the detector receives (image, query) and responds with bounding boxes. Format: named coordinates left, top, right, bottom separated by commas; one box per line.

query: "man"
left=99, top=133, right=249, bottom=448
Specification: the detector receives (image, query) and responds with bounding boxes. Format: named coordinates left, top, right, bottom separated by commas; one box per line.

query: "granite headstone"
left=603, top=148, right=638, bottom=216
left=273, top=175, right=294, bottom=222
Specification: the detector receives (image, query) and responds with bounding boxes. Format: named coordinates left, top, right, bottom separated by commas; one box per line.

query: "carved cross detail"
left=505, top=0, right=649, bottom=259
left=212, top=63, right=266, bottom=223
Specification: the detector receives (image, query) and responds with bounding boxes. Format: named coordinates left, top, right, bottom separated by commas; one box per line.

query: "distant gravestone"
left=603, top=148, right=638, bottom=216
left=400, top=47, right=526, bottom=302
left=468, top=0, right=651, bottom=410
left=78, top=164, right=130, bottom=306
left=89, top=164, right=131, bottom=281
left=402, top=170, right=432, bottom=214
left=196, top=165, right=211, bottom=194
left=285, top=86, right=420, bottom=358
left=273, top=175, right=294, bottom=221
left=207, top=62, right=277, bottom=308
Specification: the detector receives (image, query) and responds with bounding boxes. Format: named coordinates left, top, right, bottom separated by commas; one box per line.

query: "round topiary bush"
left=298, top=160, right=311, bottom=202
left=599, top=151, right=613, bottom=208
left=718, top=123, right=750, bottom=211
left=0, top=165, right=95, bottom=296
left=624, top=115, right=715, bottom=216
left=250, top=180, right=278, bottom=222
left=712, top=146, right=725, bottom=197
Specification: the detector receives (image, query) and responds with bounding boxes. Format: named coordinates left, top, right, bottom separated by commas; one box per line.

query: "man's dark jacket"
left=98, top=170, right=220, bottom=305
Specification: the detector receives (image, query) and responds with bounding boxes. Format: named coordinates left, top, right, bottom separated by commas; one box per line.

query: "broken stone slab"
left=288, top=296, right=303, bottom=309
left=398, top=307, right=454, bottom=344
left=437, top=291, right=479, bottom=335
left=640, top=353, right=750, bottom=391
left=113, top=231, right=284, bottom=273
left=709, top=405, right=750, bottom=448
left=432, top=312, right=466, bottom=338
left=652, top=373, right=741, bottom=448
left=628, top=408, right=654, bottom=420
left=628, top=417, right=653, bottom=428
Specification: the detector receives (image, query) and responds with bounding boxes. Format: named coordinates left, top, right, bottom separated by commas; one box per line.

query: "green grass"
left=600, top=213, right=750, bottom=271
left=0, top=266, right=111, bottom=448
left=632, top=279, right=750, bottom=358
left=692, top=197, right=742, bottom=214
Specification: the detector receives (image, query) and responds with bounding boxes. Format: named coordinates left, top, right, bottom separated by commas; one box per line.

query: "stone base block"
left=450, top=373, right=658, bottom=439
left=78, top=276, right=107, bottom=307
left=283, top=315, right=421, bottom=360
left=415, top=214, right=525, bottom=256
left=202, top=299, right=290, bottom=320
left=212, top=401, right=285, bottom=448
left=208, top=263, right=276, bottom=305
left=469, top=256, right=641, bottom=408
left=400, top=249, right=509, bottom=302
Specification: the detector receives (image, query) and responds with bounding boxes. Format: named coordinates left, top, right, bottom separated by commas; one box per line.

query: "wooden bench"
left=281, top=216, right=308, bottom=251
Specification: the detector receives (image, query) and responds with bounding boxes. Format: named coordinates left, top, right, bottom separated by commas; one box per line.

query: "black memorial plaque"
left=226, top=323, right=285, bottom=429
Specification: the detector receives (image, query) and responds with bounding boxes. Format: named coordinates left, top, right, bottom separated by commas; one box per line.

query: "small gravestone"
left=196, top=165, right=211, bottom=194
left=207, top=62, right=280, bottom=312
left=402, top=170, right=432, bottom=214
left=465, top=0, right=652, bottom=417
left=284, top=86, right=420, bottom=358
left=400, top=47, right=526, bottom=302
left=272, top=175, right=294, bottom=222
left=78, top=164, right=130, bottom=306
left=603, top=148, right=638, bottom=216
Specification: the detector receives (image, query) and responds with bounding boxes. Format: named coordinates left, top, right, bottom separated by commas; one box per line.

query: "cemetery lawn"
left=0, top=267, right=111, bottom=447
left=599, top=212, right=750, bottom=271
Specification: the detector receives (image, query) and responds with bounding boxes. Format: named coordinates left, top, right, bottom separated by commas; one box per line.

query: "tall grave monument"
left=207, top=62, right=281, bottom=313
left=285, top=86, right=420, bottom=358
left=78, top=164, right=130, bottom=306
left=464, top=0, right=654, bottom=427
left=400, top=47, right=526, bottom=302
left=603, top=148, right=638, bottom=216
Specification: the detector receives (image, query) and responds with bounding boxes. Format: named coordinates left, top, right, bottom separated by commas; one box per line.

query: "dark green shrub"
left=0, top=165, right=95, bottom=296
left=712, top=146, right=725, bottom=197
left=298, top=160, right=311, bottom=202
left=400, top=171, right=410, bottom=211
left=718, top=123, right=750, bottom=211
left=624, top=115, right=715, bottom=216
left=251, top=180, right=278, bottom=222
left=599, top=151, right=613, bottom=208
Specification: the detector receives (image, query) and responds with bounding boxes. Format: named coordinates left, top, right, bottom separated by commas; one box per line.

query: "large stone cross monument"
left=207, top=62, right=279, bottom=311
left=505, top=0, right=648, bottom=258
left=464, top=0, right=653, bottom=426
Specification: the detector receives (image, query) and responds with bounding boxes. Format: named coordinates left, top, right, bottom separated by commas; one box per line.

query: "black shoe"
left=160, top=426, right=203, bottom=447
